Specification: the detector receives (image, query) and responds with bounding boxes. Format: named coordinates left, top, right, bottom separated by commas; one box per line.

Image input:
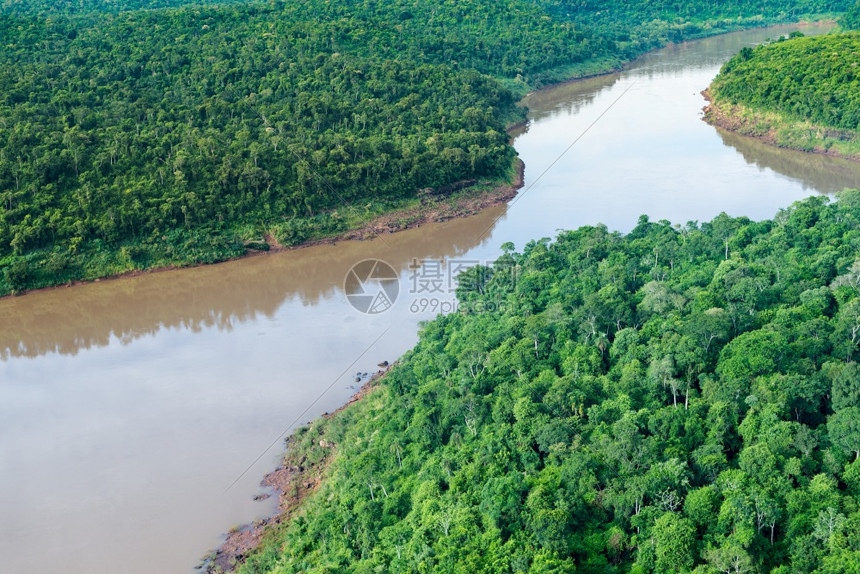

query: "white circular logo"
left=344, top=259, right=399, bottom=314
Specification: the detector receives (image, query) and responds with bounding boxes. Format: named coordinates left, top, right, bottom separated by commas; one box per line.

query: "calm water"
left=2, top=23, right=858, bottom=574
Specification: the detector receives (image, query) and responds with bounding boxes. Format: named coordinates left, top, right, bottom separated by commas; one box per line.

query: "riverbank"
left=0, top=159, right=525, bottom=299
left=1, top=17, right=835, bottom=299
left=703, top=89, right=860, bottom=161
left=198, top=21, right=850, bottom=572
left=202, top=368, right=390, bottom=573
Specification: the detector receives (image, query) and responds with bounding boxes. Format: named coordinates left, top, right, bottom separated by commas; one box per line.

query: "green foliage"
left=1, top=0, right=853, bottom=294
left=0, top=0, right=243, bottom=17
left=711, top=31, right=860, bottom=131
left=237, top=191, right=860, bottom=573
left=828, top=407, right=860, bottom=460
left=653, top=512, right=697, bottom=572
left=840, top=1, right=860, bottom=28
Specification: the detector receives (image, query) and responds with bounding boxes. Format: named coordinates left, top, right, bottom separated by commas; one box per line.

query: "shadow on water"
left=523, top=73, right=620, bottom=124
left=715, top=128, right=860, bottom=195
left=0, top=204, right=506, bottom=360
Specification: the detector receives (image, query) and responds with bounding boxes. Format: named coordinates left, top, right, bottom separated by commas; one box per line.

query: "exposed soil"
left=294, top=158, right=524, bottom=248
left=2, top=159, right=524, bottom=299
left=701, top=89, right=860, bottom=162
left=202, top=368, right=389, bottom=573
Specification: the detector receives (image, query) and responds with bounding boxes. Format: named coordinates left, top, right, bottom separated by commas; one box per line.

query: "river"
left=1, top=23, right=857, bottom=574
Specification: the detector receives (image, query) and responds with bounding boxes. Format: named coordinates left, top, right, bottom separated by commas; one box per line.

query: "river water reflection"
left=1, top=22, right=857, bottom=574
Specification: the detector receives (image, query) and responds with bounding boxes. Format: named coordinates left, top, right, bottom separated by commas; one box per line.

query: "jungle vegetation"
left=706, top=24, right=860, bottom=157
left=0, top=0, right=851, bottom=295
left=236, top=192, right=860, bottom=574
left=839, top=0, right=860, bottom=28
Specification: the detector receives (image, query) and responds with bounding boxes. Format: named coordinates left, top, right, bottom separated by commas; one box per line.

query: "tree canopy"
left=234, top=191, right=860, bottom=573
left=0, top=0, right=852, bottom=295
left=710, top=31, right=860, bottom=132
left=839, top=0, right=860, bottom=29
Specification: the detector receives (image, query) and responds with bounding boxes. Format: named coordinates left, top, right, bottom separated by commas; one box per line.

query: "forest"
left=710, top=30, right=860, bottom=132
left=0, top=0, right=852, bottom=295
left=0, top=0, right=242, bottom=17
left=705, top=15, right=860, bottom=160
left=841, top=0, right=860, bottom=28
left=234, top=191, right=860, bottom=574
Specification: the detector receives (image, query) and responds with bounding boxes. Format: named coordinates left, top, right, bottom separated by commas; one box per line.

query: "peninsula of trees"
left=235, top=192, right=860, bottom=574
left=0, top=0, right=851, bottom=294
left=704, top=11, right=860, bottom=160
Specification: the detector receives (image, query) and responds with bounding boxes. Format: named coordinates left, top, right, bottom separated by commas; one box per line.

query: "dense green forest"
left=706, top=26, right=860, bottom=157
left=710, top=31, right=860, bottom=131
left=839, top=0, right=860, bottom=28
left=547, top=0, right=848, bottom=39
left=0, top=0, right=852, bottom=295
left=0, top=0, right=244, bottom=17
left=235, top=192, right=860, bottom=574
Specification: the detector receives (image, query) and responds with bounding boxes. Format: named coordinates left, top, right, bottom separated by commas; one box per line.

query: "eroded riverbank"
left=703, top=89, right=860, bottom=162
left=204, top=370, right=389, bottom=573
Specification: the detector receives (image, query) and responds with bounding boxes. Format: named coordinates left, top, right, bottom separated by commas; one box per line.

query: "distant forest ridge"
left=0, top=0, right=243, bottom=16
left=1, top=0, right=851, bottom=18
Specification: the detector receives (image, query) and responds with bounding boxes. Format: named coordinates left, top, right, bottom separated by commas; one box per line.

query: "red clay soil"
left=298, top=158, right=525, bottom=246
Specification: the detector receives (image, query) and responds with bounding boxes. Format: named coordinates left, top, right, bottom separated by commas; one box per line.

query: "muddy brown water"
left=2, top=23, right=857, bottom=574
